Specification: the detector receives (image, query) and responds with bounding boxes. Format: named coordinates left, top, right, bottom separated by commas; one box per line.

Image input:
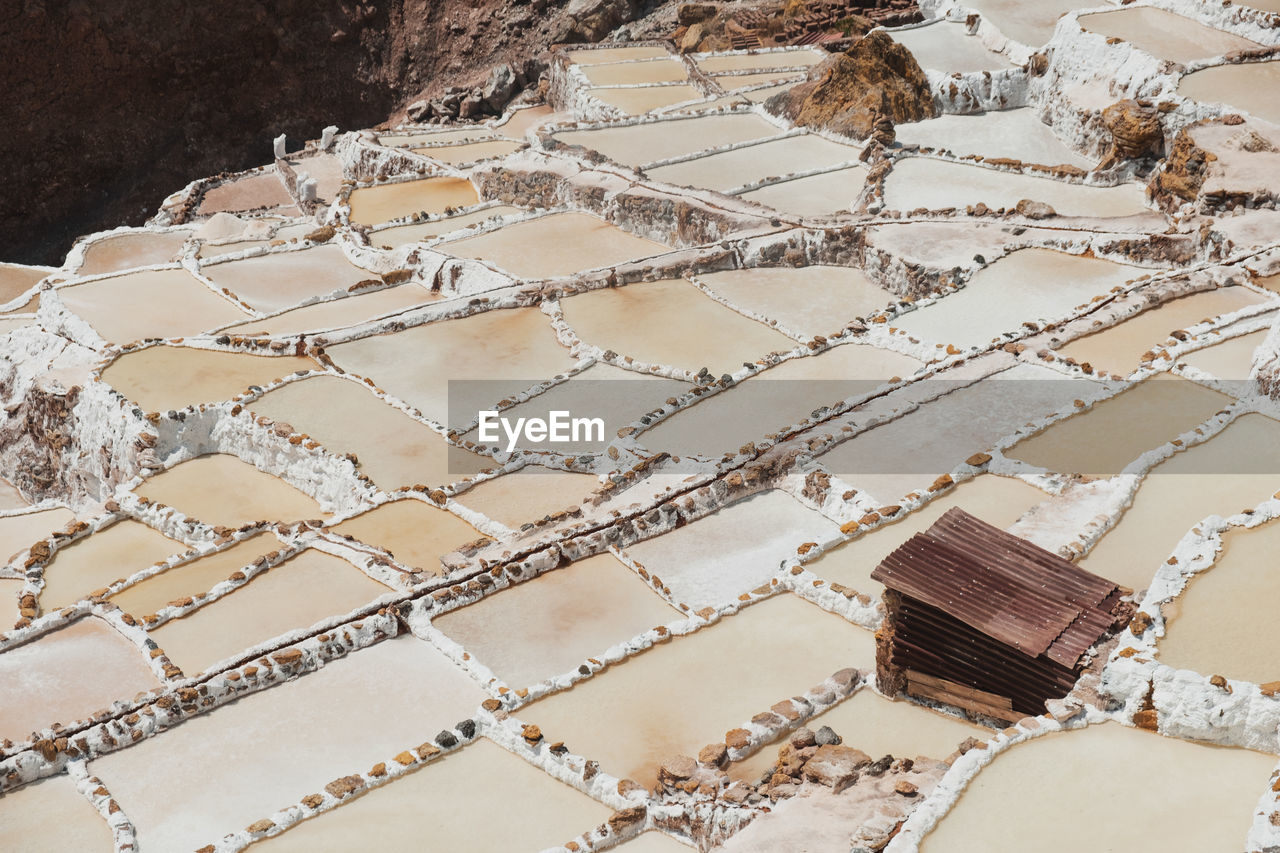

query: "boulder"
left=483, top=64, right=517, bottom=113
left=766, top=30, right=937, bottom=139
left=1099, top=99, right=1162, bottom=168
left=1015, top=198, right=1056, bottom=219
left=678, top=3, right=717, bottom=25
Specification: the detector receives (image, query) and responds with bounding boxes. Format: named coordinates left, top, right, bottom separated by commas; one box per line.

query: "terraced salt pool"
left=201, top=244, right=377, bottom=313
left=882, top=158, right=1149, bottom=218
left=519, top=593, right=876, bottom=784
left=100, top=347, right=314, bottom=413
left=451, top=467, right=599, bottom=528
left=326, top=307, right=576, bottom=427
left=552, top=112, right=780, bottom=167
left=697, top=265, right=895, bottom=337
left=346, top=177, right=480, bottom=226
left=1178, top=60, right=1280, bottom=126
left=433, top=552, right=681, bottom=689
left=77, top=229, right=190, bottom=276
left=1054, top=287, right=1269, bottom=375
left=1077, top=8, right=1262, bottom=64
left=413, top=138, right=525, bottom=164
left=560, top=278, right=796, bottom=375
left=580, top=58, right=689, bottom=86
left=587, top=85, right=704, bottom=116
left=223, top=284, right=438, bottom=337
left=647, top=133, right=862, bottom=193
left=435, top=211, right=670, bottom=278
left=38, top=519, right=188, bottom=611
left=136, top=454, right=327, bottom=527
left=58, top=268, right=250, bottom=343
left=695, top=48, right=825, bottom=73
left=248, top=374, right=489, bottom=490
left=892, top=248, right=1142, bottom=349
left=369, top=205, right=523, bottom=250
left=895, top=108, right=1090, bottom=168
left=1078, top=413, right=1280, bottom=592
left=889, top=21, right=1014, bottom=73
left=737, top=166, right=868, bottom=217
left=919, top=723, right=1274, bottom=852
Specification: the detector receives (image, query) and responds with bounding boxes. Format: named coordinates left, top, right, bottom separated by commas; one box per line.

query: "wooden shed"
left=871, top=507, right=1131, bottom=723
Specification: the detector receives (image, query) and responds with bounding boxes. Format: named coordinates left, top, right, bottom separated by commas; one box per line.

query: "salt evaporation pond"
left=889, top=21, right=1014, bottom=73
left=100, top=347, right=314, bottom=413
left=551, top=113, right=779, bottom=167
left=1078, top=8, right=1262, bottom=64
left=1178, top=60, right=1280, bottom=128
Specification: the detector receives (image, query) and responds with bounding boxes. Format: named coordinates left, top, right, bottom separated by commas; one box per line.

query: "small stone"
left=659, top=755, right=697, bottom=784
left=802, top=745, right=872, bottom=792
left=434, top=729, right=459, bottom=748
left=247, top=819, right=275, bottom=833
left=698, top=742, right=729, bottom=768
left=324, top=775, right=363, bottom=799
left=790, top=727, right=817, bottom=749
left=522, top=723, right=543, bottom=744
left=815, top=726, right=843, bottom=746
left=894, top=779, right=919, bottom=797
left=725, top=728, right=751, bottom=750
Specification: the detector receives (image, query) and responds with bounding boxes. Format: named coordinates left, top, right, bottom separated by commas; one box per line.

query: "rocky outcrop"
left=1098, top=99, right=1164, bottom=169
left=765, top=30, right=937, bottom=139
left=1150, top=116, right=1280, bottom=213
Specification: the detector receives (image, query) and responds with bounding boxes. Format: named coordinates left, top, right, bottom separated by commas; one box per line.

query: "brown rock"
left=766, top=31, right=936, bottom=139
left=1015, top=198, right=1056, bottom=219
left=247, top=819, right=275, bottom=833
left=725, top=728, right=752, bottom=750
left=301, top=793, right=323, bottom=809
left=894, top=779, right=919, bottom=796
left=522, top=723, right=543, bottom=745
left=698, top=742, right=729, bottom=768
left=324, top=775, right=363, bottom=799
left=1100, top=99, right=1163, bottom=168
left=1133, top=708, right=1159, bottom=731
left=802, top=744, right=872, bottom=792
left=677, top=3, right=716, bottom=25
left=607, top=806, right=647, bottom=833
left=680, top=23, right=704, bottom=54
left=658, top=755, right=697, bottom=784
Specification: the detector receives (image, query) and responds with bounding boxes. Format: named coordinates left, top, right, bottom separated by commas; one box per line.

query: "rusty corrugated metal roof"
left=871, top=507, right=1123, bottom=668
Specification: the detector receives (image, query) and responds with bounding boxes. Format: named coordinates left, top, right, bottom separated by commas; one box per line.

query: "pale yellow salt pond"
left=453, top=467, right=599, bottom=528
left=647, top=133, right=861, bottom=193
left=327, top=307, right=576, bottom=427
left=289, top=153, right=343, bottom=203
left=737, top=165, right=869, bottom=217
left=521, top=593, right=876, bottom=783
left=436, top=211, right=670, bottom=279
left=251, top=739, right=612, bottom=853
left=100, top=347, right=314, bottom=412
left=40, top=519, right=189, bottom=612
left=806, top=474, right=1046, bottom=597
left=716, top=71, right=804, bottom=90
left=1161, top=514, right=1280, bottom=683
left=0, top=507, right=75, bottom=565
left=920, top=723, right=1274, bottom=853
left=347, top=176, right=480, bottom=226
left=895, top=108, right=1091, bottom=168
left=330, top=499, right=480, bottom=576
left=435, top=553, right=681, bottom=688
left=893, top=249, right=1142, bottom=349
left=960, top=0, right=1085, bottom=45
left=1178, top=61, right=1280, bottom=125
left=581, top=58, right=689, bottom=86
left=561, top=278, right=795, bottom=375
left=1079, top=413, right=1280, bottom=593
left=198, top=171, right=296, bottom=215
left=638, top=344, right=923, bottom=458
left=882, top=158, right=1149, bottom=218
left=380, top=128, right=496, bottom=147
left=108, top=531, right=274, bottom=619
left=412, top=138, right=525, bottom=163
left=1006, top=376, right=1231, bottom=477
left=1179, top=328, right=1268, bottom=379
left=1055, top=287, right=1269, bottom=375
left=890, top=21, right=1015, bottom=73
left=92, top=634, right=486, bottom=852
left=568, top=45, right=673, bottom=64
left=1078, top=8, right=1262, bottom=64
left=552, top=113, right=780, bottom=167
left=0, top=262, right=52, bottom=305
left=150, top=547, right=389, bottom=674
left=0, top=617, right=159, bottom=742
left=58, top=268, right=250, bottom=344
left=77, top=229, right=190, bottom=276
left=369, top=205, right=523, bottom=249
left=819, top=364, right=1081, bottom=503
left=497, top=104, right=555, bottom=138
left=248, top=374, right=489, bottom=490
left=696, top=49, right=826, bottom=73
left=696, top=266, right=894, bottom=338
left=617, top=832, right=691, bottom=852
left=223, top=284, right=438, bottom=337
left=0, top=773, right=114, bottom=853
left=731, top=689, right=989, bottom=784
left=588, top=85, right=704, bottom=115
left=201, top=244, right=376, bottom=314
left=624, top=490, right=839, bottom=607
left=0, top=577, right=20, bottom=621
left=137, top=453, right=327, bottom=527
